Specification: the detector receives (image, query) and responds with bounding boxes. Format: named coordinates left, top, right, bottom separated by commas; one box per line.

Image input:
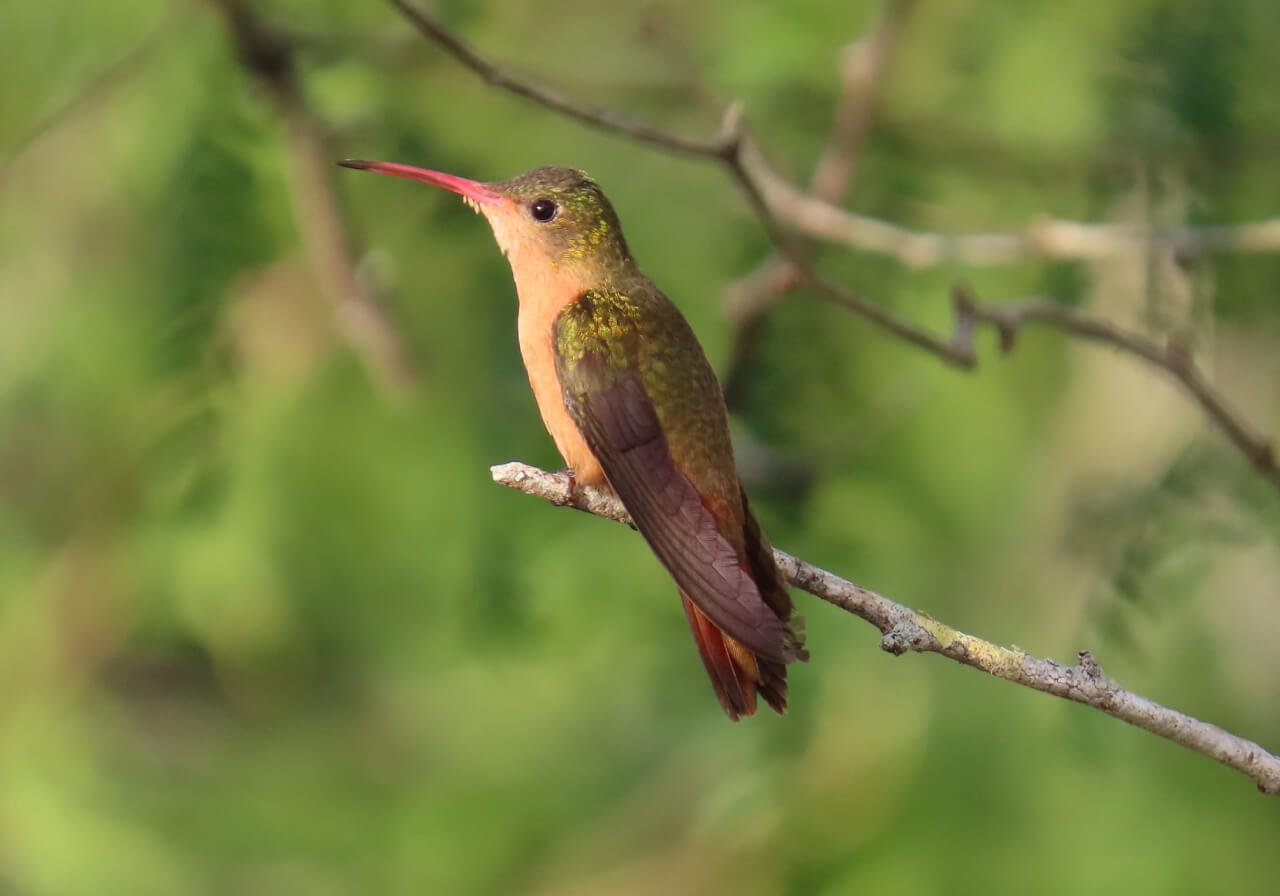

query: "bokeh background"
left=3, top=0, right=1280, bottom=893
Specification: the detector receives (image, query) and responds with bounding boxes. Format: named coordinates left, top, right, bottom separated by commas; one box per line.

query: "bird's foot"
left=551, top=468, right=578, bottom=506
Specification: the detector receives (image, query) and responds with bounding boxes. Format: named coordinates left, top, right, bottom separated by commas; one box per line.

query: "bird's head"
left=340, top=161, right=633, bottom=279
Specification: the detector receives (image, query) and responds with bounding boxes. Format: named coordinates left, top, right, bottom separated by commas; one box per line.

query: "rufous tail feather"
left=681, top=592, right=789, bottom=720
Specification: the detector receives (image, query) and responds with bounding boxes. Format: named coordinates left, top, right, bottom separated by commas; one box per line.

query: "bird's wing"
left=554, top=292, right=789, bottom=663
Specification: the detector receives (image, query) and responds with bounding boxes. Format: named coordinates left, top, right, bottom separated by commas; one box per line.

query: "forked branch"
left=950, top=286, right=1278, bottom=488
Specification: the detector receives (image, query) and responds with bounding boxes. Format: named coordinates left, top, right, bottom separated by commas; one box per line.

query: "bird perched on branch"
left=340, top=161, right=807, bottom=718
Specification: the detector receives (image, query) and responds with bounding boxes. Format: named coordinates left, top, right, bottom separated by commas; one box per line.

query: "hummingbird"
left=339, top=160, right=807, bottom=719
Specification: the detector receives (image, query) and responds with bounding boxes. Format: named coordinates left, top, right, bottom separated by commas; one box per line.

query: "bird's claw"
left=552, top=468, right=578, bottom=506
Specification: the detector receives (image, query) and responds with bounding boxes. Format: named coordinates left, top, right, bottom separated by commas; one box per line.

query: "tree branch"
left=211, top=0, right=416, bottom=394
left=724, top=0, right=914, bottom=405
left=388, top=0, right=733, bottom=159
left=809, top=1, right=916, bottom=204
left=757, top=178, right=1280, bottom=267
left=491, top=461, right=1280, bottom=796
left=951, top=285, right=1279, bottom=491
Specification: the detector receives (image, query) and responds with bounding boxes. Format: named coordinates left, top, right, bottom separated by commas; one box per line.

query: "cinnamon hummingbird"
left=339, top=161, right=807, bottom=719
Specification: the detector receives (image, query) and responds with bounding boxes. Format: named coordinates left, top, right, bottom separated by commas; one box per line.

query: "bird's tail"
left=680, top=592, right=788, bottom=720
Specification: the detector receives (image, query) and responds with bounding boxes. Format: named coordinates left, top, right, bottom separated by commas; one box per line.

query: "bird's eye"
left=530, top=198, right=558, bottom=222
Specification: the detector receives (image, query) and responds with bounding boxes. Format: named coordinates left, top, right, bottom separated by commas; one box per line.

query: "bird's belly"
left=518, top=309, right=606, bottom=487
left=529, top=363, right=606, bottom=486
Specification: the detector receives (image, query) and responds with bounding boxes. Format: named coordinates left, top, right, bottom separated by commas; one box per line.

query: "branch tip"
left=716, top=101, right=746, bottom=154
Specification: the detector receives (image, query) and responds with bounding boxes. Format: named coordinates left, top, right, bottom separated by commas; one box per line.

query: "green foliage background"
left=3, top=0, right=1279, bottom=893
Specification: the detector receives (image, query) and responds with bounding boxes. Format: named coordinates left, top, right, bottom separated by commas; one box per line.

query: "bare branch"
left=760, top=177, right=1280, bottom=267
left=809, top=0, right=916, bottom=203
left=804, top=270, right=975, bottom=365
left=491, top=461, right=1280, bottom=796
left=388, top=0, right=732, bottom=159
left=724, top=1, right=915, bottom=403
left=952, top=286, right=1279, bottom=491
left=210, top=0, right=416, bottom=393
left=721, top=256, right=799, bottom=408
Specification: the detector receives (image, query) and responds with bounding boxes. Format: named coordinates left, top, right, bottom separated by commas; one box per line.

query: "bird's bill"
left=338, top=159, right=503, bottom=206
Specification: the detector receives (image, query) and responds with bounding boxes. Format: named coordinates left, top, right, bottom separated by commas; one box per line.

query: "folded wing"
left=554, top=297, right=791, bottom=663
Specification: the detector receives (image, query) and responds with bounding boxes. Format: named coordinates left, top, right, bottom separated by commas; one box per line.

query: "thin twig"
left=952, top=285, right=1279, bottom=490
left=491, top=462, right=1280, bottom=796
left=723, top=1, right=914, bottom=404
left=388, top=0, right=732, bottom=159
left=805, top=271, right=974, bottom=365
left=211, top=0, right=416, bottom=393
left=758, top=181, right=1280, bottom=267
left=808, top=0, right=916, bottom=203
left=721, top=255, right=799, bottom=409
